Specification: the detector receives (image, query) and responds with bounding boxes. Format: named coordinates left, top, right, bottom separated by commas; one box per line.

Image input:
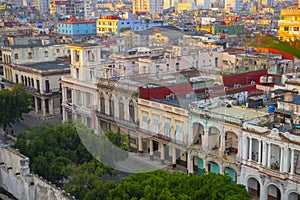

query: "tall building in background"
left=34, top=0, right=50, bottom=13
left=278, top=9, right=300, bottom=41
left=133, top=0, right=163, bottom=14
left=163, top=0, right=175, bottom=9
left=197, top=0, right=211, bottom=9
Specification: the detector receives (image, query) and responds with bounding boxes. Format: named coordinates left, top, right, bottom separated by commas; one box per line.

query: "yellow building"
left=176, top=2, right=193, bottom=12
left=278, top=9, right=300, bottom=42
left=149, top=31, right=169, bottom=47
left=138, top=98, right=189, bottom=167
left=133, top=0, right=150, bottom=14
left=96, top=16, right=119, bottom=35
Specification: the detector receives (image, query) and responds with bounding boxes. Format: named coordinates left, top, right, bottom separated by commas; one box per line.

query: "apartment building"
left=1, top=43, right=70, bottom=117
left=278, top=9, right=300, bottom=42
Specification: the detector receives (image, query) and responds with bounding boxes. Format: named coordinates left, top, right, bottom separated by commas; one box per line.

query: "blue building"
left=57, top=18, right=97, bottom=36
left=117, top=19, right=168, bottom=35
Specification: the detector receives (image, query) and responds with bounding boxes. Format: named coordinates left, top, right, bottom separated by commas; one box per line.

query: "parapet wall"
left=0, top=145, right=75, bottom=200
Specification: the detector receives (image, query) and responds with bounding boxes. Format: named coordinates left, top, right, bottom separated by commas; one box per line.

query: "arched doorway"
left=192, top=123, right=204, bottom=145
left=288, top=192, right=300, bottom=200
left=208, top=127, right=220, bottom=150
left=224, top=167, right=236, bottom=183
left=208, top=161, right=219, bottom=174
left=268, top=184, right=281, bottom=200
left=247, top=177, right=260, bottom=199
left=198, top=158, right=204, bottom=174
left=225, top=132, right=238, bottom=155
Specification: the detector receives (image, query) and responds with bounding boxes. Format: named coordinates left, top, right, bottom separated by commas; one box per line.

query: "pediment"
left=266, top=128, right=282, bottom=140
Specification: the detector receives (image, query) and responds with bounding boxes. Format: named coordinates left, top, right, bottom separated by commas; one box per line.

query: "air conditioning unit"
left=166, top=95, right=171, bottom=100
left=251, top=81, right=256, bottom=85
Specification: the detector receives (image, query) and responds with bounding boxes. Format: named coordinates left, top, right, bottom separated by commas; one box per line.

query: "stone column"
left=267, top=143, right=272, bottom=168
left=172, top=146, right=176, bottom=168
left=34, top=97, right=38, bottom=114
left=248, top=138, right=252, bottom=161
left=187, top=153, right=193, bottom=174
left=291, top=149, right=295, bottom=174
left=258, top=140, right=262, bottom=164
left=42, top=98, right=46, bottom=116
left=219, top=133, right=225, bottom=156
left=62, top=108, right=67, bottom=123
left=160, top=143, right=165, bottom=164
left=283, top=147, right=289, bottom=173
left=242, top=135, right=248, bottom=161
left=149, top=139, right=153, bottom=160
left=262, top=141, right=267, bottom=166
left=49, top=98, right=54, bottom=115
left=138, top=136, right=143, bottom=155
left=280, top=147, right=284, bottom=172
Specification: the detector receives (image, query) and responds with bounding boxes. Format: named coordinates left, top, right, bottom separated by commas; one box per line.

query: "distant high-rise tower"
left=34, top=0, right=50, bottom=13
left=133, top=0, right=163, bottom=14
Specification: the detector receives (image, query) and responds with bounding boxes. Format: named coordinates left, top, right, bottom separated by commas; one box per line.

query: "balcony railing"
left=96, top=110, right=187, bottom=147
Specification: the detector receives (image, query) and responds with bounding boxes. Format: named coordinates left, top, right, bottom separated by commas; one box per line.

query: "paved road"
left=4, top=112, right=62, bottom=137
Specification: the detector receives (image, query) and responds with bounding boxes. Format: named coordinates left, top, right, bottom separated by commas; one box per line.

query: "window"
left=129, top=100, right=135, bottom=121
left=164, top=122, right=170, bottom=137
left=45, top=51, right=48, bottom=57
left=284, top=26, right=289, bottom=31
left=76, top=90, right=82, bottom=105
left=45, top=80, right=50, bottom=92
left=88, top=50, right=95, bottom=62
left=175, top=63, right=179, bottom=71
left=86, top=117, right=92, bottom=128
left=28, top=52, right=32, bottom=59
left=100, top=93, right=105, bottom=113
left=175, top=125, right=183, bottom=142
left=294, top=27, right=299, bottom=31
left=142, top=115, right=148, bottom=130
left=153, top=118, right=159, bottom=133
left=85, top=92, right=91, bottom=106
left=76, top=68, right=79, bottom=79
left=109, top=95, right=114, bottom=116
left=15, top=53, right=19, bottom=59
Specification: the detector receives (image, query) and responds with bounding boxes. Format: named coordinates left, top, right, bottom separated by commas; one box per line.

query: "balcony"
left=96, top=110, right=187, bottom=147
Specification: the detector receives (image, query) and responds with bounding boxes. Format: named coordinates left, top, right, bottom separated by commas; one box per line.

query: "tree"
left=108, top=170, right=251, bottom=200
left=0, top=84, right=32, bottom=136
left=13, top=123, right=93, bottom=186
left=64, top=159, right=117, bottom=200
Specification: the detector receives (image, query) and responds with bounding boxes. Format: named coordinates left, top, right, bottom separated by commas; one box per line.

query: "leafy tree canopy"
left=108, top=170, right=251, bottom=200
left=13, top=123, right=93, bottom=186
left=0, top=84, right=32, bottom=134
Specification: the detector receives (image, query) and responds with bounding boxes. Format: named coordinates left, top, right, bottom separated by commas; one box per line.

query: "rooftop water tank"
left=268, top=105, right=276, bottom=113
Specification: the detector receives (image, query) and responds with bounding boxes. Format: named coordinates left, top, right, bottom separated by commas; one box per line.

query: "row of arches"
left=99, top=92, right=136, bottom=122
left=248, top=177, right=300, bottom=200
left=192, top=122, right=239, bottom=155
left=197, top=158, right=237, bottom=183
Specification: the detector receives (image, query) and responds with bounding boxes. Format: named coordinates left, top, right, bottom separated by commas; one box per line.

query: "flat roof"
left=67, top=43, right=100, bottom=48
left=209, top=106, right=267, bottom=121
left=22, top=60, right=70, bottom=71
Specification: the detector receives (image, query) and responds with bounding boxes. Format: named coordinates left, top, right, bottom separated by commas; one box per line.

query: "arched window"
left=100, top=93, right=105, bottom=113
left=119, top=98, right=124, bottom=119
left=109, top=95, right=114, bottom=116
left=129, top=100, right=135, bottom=122
left=21, top=75, right=24, bottom=83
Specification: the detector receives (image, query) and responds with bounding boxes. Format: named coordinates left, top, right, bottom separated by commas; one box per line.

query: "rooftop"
left=208, top=106, right=268, bottom=121
left=22, top=60, right=70, bottom=71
